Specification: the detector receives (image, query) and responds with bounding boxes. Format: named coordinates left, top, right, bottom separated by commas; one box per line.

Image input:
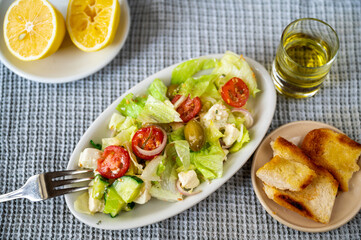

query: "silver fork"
left=0, top=169, right=94, bottom=202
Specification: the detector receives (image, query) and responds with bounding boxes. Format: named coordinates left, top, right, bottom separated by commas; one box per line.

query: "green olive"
left=184, top=119, right=205, bottom=152
left=166, top=84, right=179, bottom=100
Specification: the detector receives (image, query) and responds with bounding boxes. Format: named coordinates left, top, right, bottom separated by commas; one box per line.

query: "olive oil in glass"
left=272, top=18, right=339, bottom=98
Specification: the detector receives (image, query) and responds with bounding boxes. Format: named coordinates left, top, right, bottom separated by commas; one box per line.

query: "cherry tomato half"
left=97, top=145, right=130, bottom=179
left=171, top=95, right=202, bottom=123
left=132, top=126, right=165, bottom=160
left=221, top=77, right=249, bottom=108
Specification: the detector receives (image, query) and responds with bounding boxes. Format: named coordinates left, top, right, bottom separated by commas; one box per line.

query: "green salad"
left=74, top=51, right=260, bottom=217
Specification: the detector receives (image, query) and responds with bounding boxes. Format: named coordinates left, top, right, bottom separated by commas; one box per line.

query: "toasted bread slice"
left=256, top=155, right=316, bottom=191
left=301, top=128, right=361, bottom=192
left=263, top=167, right=339, bottom=224
left=271, top=136, right=317, bottom=171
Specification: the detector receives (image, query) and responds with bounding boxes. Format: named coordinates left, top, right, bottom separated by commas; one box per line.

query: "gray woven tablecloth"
left=1, top=0, right=361, bottom=239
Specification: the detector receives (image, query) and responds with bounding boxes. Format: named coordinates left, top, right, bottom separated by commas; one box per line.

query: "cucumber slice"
left=124, top=202, right=135, bottom=212
left=113, top=176, right=144, bottom=203
left=103, top=185, right=126, bottom=218
left=91, top=175, right=109, bottom=200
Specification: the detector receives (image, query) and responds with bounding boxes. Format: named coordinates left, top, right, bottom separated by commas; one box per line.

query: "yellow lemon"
left=3, top=0, right=65, bottom=61
left=66, top=0, right=120, bottom=52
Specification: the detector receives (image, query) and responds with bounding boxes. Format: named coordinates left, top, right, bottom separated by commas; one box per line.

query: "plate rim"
left=64, top=54, right=277, bottom=230
left=0, top=0, right=131, bottom=84
left=251, top=120, right=361, bottom=233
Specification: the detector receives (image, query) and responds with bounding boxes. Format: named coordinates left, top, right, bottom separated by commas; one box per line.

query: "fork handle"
left=0, top=188, right=24, bottom=203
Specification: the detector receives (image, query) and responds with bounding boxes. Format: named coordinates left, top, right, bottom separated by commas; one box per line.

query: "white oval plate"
left=65, top=54, right=277, bottom=230
left=251, top=121, right=361, bottom=232
left=0, top=0, right=130, bottom=83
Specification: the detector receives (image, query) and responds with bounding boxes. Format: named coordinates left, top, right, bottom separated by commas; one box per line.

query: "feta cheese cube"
left=88, top=188, right=105, bottom=213
left=78, top=148, right=103, bottom=170
left=178, top=170, right=200, bottom=189
left=201, top=103, right=229, bottom=130
left=222, top=124, right=241, bottom=146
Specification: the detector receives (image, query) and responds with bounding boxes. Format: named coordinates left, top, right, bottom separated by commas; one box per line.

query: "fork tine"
left=46, top=169, right=93, bottom=178
left=51, top=177, right=93, bottom=188
left=49, top=186, right=90, bottom=198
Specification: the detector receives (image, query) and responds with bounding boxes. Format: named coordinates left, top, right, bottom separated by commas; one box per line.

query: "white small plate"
left=0, top=0, right=130, bottom=83
left=251, top=121, right=361, bottom=232
left=65, top=54, right=277, bottom=230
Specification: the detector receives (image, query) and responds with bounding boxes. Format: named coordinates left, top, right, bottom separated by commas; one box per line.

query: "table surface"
left=1, top=0, right=360, bottom=239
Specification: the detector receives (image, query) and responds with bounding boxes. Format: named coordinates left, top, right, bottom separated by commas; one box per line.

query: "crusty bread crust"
left=256, top=155, right=316, bottom=191
left=301, top=128, right=361, bottom=191
left=265, top=136, right=339, bottom=224
left=264, top=167, right=339, bottom=224
left=271, top=137, right=317, bottom=171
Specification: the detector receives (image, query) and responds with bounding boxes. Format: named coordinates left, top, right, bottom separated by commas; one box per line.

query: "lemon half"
left=3, top=0, right=65, bottom=61
left=66, top=0, right=120, bottom=52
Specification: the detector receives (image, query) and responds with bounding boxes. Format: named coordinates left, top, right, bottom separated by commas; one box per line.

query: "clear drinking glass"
left=271, top=18, right=339, bottom=98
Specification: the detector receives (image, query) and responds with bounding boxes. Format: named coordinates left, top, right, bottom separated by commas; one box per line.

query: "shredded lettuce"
left=176, top=164, right=196, bottom=173
left=125, top=143, right=143, bottom=175
left=169, top=126, right=185, bottom=142
left=149, top=149, right=182, bottom=202
left=191, top=142, right=225, bottom=180
left=148, top=78, right=168, bottom=101
left=137, top=95, right=182, bottom=123
left=149, top=182, right=182, bottom=202
left=227, top=112, right=246, bottom=129
left=171, top=58, right=218, bottom=85
left=116, top=93, right=147, bottom=118
left=165, top=140, right=190, bottom=170
left=212, top=51, right=260, bottom=97
left=157, top=162, right=166, bottom=176
left=116, top=125, right=137, bottom=145
left=120, top=117, right=136, bottom=130
left=108, top=113, right=126, bottom=131
left=141, top=156, right=164, bottom=181
left=201, top=82, right=222, bottom=100
left=74, top=192, right=91, bottom=215
left=178, top=74, right=218, bottom=98
left=204, top=124, right=223, bottom=145
left=102, top=137, right=121, bottom=150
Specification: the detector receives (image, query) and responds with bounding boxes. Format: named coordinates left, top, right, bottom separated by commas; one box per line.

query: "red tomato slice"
left=97, top=145, right=130, bottom=179
left=221, top=77, right=249, bottom=107
left=171, top=95, right=202, bottom=123
left=132, top=126, right=165, bottom=160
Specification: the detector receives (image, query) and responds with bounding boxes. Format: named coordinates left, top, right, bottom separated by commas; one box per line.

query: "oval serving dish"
left=65, top=54, right=277, bottom=230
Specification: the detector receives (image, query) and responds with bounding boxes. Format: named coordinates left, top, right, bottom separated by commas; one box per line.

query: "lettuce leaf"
left=108, top=113, right=126, bottom=131
left=101, top=137, right=121, bottom=150
left=201, top=82, right=222, bottom=100
left=122, top=143, right=143, bottom=175
left=178, top=74, right=218, bottom=98
left=205, top=124, right=223, bottom=145
left=165, top=140, right=191, bottom=170
left=191, top=142, right=225, bottom=179
left=149, top=149, right=182, bottom=202
left=137, top=95, right=182, bottom=123
left=115, top=125, right=137, bottom=145
left=148, top=78, right=168, bottom=101
left=141, top=155, right=164, bottom=181
left=74, top=192, right=91, bottom=215
left=212, top=51, right=260, bottom=97
left=116, top=93, right=147, bottom=118
left=171, top=58, right=218, bottom=85
left=229, top=126, right=250, bottom=153
left=149, top=182, right=182, bottom=202
left=169, top=126, right=185, bottom=142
